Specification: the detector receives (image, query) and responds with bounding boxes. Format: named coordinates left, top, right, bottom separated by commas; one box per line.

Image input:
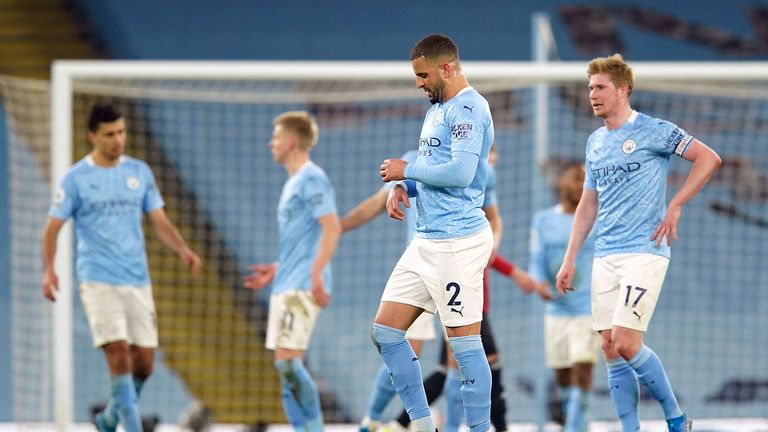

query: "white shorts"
left=266, top=290, right=322, bottom=351
left=381, top=227, right=493, bottom=328
left=591, top=253, right=670, bottom=332
left=79, top=282, right=158, bottom=348
left=544, top=314, right=601, bottom=369
left=405, top=312, right=437, bottom=341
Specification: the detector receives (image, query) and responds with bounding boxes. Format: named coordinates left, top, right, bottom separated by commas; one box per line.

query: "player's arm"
left=41, top=216, right=65, bottom=302
left=147, top=208, right=201, bottom=276
left=311, top=213, right=342, bottom=307
left=380, top=151, right=479, bottom=188
left=527, top=218, right=554, bottom=300
left=556, top=188, right=598, bottom=295
left=652, top=139, right=721, bottom=246
left=341, top=188, right=388, bottom=232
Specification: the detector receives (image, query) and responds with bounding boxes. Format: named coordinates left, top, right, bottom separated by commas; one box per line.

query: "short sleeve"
left=447, top=105, right=484, bottom=155
left=583, top=139, right=596, bottom=190
left=303, top=175, right=337, bottom=219
left=142, top=164, right=165, bottom=213
left=652, top=119, right=694, bottom=158
left=49, top=174, right=78, bottom=220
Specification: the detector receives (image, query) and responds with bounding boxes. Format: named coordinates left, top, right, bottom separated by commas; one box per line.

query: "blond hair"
left=587, top=53, right=634, bottom=96
left=273, top=111, right=319, bottom=151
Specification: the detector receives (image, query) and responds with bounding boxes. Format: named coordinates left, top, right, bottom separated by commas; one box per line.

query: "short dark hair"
left=410, top=34, right=459, bottom=62
left=88, top=104, right=123, bottom=132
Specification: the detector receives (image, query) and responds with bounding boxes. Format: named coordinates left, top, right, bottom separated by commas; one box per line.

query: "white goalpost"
left=2, top=58, right=767, bottom=432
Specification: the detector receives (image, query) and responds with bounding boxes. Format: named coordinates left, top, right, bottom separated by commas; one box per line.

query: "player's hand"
left=311, top=271, right=330, bottom=308
left=511, top=268, right=537, bottom=294
left=380, top=159, right=408, bottom=182
left=244, top=263, right=277, bottom=290
left=180, top=248, right=202, bottom=276
left=555, top=261, right=576, bottom=296
left=42, top=268, right=59, bottom=302
left=651, top=204, right=682, bottom=247
left=534, top=282, right=554, bottom=301
left=386, top=185, right=410, bottom=221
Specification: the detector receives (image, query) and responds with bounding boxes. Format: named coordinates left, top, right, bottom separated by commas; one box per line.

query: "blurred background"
left=1, top=0, right=767, bottom=430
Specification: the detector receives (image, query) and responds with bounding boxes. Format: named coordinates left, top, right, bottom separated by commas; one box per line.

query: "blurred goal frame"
left=49, top=59, right=768, bottom=431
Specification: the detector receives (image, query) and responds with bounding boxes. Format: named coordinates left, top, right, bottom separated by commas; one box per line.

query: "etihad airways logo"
left=592, top=162, right=642, bottom=186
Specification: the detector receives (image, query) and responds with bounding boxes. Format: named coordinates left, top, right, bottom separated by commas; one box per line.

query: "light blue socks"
left=275, top=358, right=324, bottom=432
left=449, top=335, right=491, bottom=432
left=366, top=363, right=397, bottom=420
left=629, top=345, right=683, bottom=420
left=111, top=373, right=142, bottom=432
left=371, top=323, right=433, bottom=431
left=607, top=358, right=640, bottom=432
left=443, top=368, right=465, bottom=432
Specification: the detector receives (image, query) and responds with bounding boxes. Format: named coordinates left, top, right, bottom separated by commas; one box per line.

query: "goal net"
left=2, top=61, right=767, bottom=428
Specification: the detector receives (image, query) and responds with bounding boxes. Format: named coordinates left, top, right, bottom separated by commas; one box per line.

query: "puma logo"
left=450, top=306, right=464, bottom=317
left=463, top=105, right=474, bottom=113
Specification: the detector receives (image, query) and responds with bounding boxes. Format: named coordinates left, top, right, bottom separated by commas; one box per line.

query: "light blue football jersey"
left=272, top=161, right=337, bottom=294
left=584, top=111, right=694, bottom=258
left=529, top=205, right=594, bottom=316
left=49, top=155, right=164, bottom=286
left=411, top=86, right=494, bottom=239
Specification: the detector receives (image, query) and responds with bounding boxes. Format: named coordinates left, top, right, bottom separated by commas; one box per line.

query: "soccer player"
left=41, top=104, right=202, bottom=432
left=529, top=163, right=600, bottom=432
left=244, top=111, right=341, bottom=432
left=374, top=33, right=495, bottom=432
left=555, top=54, right=721, bottom=432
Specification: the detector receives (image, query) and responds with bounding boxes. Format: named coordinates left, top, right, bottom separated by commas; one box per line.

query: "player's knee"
left=274, top=359, right=294, bottom=381
left=610, top=335, right=641, bottom=360
left=370, top=323, right=405, bottom=351
left=600, top=337, right=616, bottom=357
left=133, top=362, right=153, bottom=381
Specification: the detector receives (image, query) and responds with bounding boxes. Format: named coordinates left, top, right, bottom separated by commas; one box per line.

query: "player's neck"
left=441, top=79, right=470, bottom=103
left=603, top=104, right=633, bottom=130
left=283, top=152, right=310, bottom=176
left=89, top=151, right=121, bottom=168
left=561, top=201, right=577, bottom=213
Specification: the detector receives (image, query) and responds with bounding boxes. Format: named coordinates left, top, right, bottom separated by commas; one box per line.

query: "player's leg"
left=601, top=331, right=640, bottom=432
left=97, top=284, right=160, bottom=431
left=268, top=290, right=324, bottom=432
left=373, top=238, right=439, bottom=432
left=361, top=314, right=434, bottom=432
left=544, top=314, right=571, bottom=427
left=553, top=368, right=571, bottom=427
left=611, top=254, right=688, bottom=431
left=592, top=258, right=640, bottom=432
left=392, top=336, right=447, bottom=431
left=437, top=228, right=494, bottom=432
left=442, top=347, right=464, bottom=432
left=79, top=282, right=142, bottom=432
left=564, top=315, right=601, bottom=432
left=479, top=315, right=506, bottom=432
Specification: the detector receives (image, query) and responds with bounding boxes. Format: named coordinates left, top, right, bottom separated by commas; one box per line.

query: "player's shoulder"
left=447, top=87, right=490, bottom=117
left=635, top=111, right=678, bottom=131
left=302, top=161, right=333, bottom=185
left=532, top=205, right=557, bottom=224
left=119, top=155, right=150, bottom=169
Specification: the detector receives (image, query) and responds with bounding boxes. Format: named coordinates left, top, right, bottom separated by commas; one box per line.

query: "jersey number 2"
left=446, top=282, right=462, bottom=306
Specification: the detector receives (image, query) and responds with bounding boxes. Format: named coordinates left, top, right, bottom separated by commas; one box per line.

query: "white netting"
left=2, top=63, right=767, bottom=427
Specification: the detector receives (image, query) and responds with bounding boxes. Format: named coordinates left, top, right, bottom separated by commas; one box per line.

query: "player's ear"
left=440, top=62, right=451, bottom=78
